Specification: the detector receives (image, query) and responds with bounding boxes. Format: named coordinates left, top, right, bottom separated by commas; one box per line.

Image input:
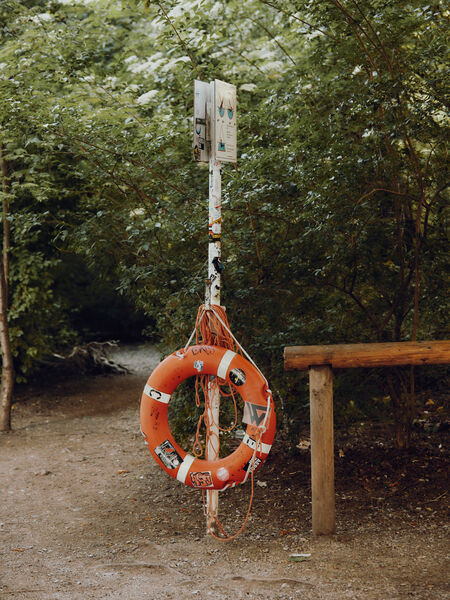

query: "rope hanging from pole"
left=190, top=303, right=272, bottom=540
left=192, top=304, right=239, bottom=461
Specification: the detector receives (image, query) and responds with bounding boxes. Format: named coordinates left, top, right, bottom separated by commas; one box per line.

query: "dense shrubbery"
left=0, top=1, right=448, bottom=442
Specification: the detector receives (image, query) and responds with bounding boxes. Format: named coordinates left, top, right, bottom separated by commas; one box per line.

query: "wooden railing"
left=284, top=340, right=450, bottom=536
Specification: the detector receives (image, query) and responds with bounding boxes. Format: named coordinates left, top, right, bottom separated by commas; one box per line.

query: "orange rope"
left=206, top=440, right=262, bottom=541
left=192, top=304, right=240, bottom=460
left=196, top=304, right=236, bottom=350
left=200, top=454, right=259, bottom=542
left=190, top=304, right=260, bottom=541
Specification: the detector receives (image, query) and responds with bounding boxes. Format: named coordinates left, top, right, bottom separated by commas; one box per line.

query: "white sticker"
left=143, top=384, right=170, bottom=404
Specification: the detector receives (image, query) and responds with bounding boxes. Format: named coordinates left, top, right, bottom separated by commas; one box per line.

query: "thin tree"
left=0, top=145, right=14, bottom=431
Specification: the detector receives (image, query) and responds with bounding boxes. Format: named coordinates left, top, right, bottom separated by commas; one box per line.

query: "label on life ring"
left=229, top=367, right=246, bottom=386
left=190, top=471, right=214, bottom=488
left=243, top=402, right=268, bottom=426
left=144, top=384, right=171, bottom=404
left=155, top=440, right=182, bottom=469
left=243, top=456, right=262, bottom=473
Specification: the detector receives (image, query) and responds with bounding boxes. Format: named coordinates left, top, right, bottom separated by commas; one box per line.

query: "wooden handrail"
left=283, top=339, right=450, bottom=536
left=284, top=340, right=450, bottom=371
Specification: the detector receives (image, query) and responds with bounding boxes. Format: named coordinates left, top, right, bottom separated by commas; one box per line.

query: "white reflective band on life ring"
left=243, top=433, right=272, bottom=455
left=143, top=384, right=171, bottom=404
left=176, top=454, right=195, bottom=483
left=222, top=481, right=237, bottom=490
left=217, top=349, right=236, bottom=379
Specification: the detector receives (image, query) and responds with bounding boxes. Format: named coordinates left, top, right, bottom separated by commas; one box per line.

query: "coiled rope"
left=183, top=303, right=268, bottom=541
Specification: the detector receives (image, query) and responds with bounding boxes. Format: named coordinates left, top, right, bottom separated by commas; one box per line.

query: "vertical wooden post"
left=309, top=365, right=335, bottom=535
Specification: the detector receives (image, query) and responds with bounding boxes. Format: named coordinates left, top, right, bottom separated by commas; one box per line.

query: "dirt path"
left=1, top=349, right=448, bottom=599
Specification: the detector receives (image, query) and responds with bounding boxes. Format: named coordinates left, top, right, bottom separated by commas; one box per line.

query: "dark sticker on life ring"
left=155, top=440, right=182, bottom=469
left=229, top=368, right=246, bottom=386
left=190, top=471, right=214, bottom=488
left=243, top=457, right=262, bottom=473
left=243, top=402, right=267, bottom=426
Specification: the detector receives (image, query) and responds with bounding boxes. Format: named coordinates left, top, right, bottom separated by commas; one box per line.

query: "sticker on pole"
left=213, top=79, right=237, bottom=163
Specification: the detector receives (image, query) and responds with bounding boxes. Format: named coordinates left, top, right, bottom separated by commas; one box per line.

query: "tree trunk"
left=0, top=147, right=13, bottom=431
left=1, top=148, right=9, bottom=296
left=386, top=368, right=411, bottom=449
left=0, top=258, right=14, bottom=431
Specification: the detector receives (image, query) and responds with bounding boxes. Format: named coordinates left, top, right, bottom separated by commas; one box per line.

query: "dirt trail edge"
left=1, top=352, right=448, bottom=599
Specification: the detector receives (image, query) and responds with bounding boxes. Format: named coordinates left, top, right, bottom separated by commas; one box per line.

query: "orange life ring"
left=140, top=344, right=276, bottom=490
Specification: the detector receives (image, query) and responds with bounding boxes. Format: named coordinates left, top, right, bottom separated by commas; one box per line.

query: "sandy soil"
left=1, top=345, right=448, bottom=600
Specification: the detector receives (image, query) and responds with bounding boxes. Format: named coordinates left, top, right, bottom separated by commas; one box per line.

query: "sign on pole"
left=212, top=79, right=237, bottom=163
left=193, top=79, right=237, bottom=163
left=193, top=80, right=211, bottom=162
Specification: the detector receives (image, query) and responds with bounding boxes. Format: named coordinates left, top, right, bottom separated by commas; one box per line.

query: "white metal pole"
left=206, top=154, right=222, bottom=535
left=207, top=159, right=222, bottom=306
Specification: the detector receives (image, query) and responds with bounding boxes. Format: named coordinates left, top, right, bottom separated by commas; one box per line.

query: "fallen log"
left=48, top=341, right=129, bottom=375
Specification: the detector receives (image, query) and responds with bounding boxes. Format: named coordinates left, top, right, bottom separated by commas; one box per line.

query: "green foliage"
left=0, top=1, right=447, bottom=441
left=0, top=0, right=151, bottom=378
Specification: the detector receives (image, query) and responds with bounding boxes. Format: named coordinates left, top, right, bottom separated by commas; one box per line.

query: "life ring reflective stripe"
left=140, top=344, right=276, bottom=490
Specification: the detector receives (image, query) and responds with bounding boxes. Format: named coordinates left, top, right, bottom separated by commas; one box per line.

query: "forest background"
left=0, top=0, right=448, bottom=446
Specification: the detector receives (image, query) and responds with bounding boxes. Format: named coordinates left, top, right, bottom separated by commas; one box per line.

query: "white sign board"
left=193, top=80, right=211, bottom=162
left=212, top=79, right=237, bottom=163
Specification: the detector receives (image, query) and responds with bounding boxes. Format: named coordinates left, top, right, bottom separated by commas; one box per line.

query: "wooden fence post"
left=285, top=340, right=450, bottom=535
left=309, top=365, right=335, bottom=535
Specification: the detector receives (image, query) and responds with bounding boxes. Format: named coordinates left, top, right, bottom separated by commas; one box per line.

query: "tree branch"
left=248, top=16, right=296, bottom=65
left=347, top=0, right=394, bottom=75
left=155, top=1, right=202, bottom=78
left=327, top=0, right=380, bottom=74
left=0, top=146, right=10, bottom=299
left=355, top=187, right=410, bottom=204
left=258, top=0, right=337, bottom=41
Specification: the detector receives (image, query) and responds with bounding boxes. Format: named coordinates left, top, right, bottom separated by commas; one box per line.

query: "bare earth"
left=1, top=345, right=448, bottom=600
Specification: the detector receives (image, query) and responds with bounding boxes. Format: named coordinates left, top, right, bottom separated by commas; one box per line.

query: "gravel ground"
left=1, top=347, right=448, bottom=599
